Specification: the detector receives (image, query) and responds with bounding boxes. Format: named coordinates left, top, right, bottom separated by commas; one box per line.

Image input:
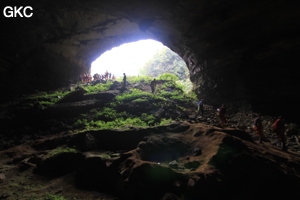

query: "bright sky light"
left=90, top=39, right=165, bottom=77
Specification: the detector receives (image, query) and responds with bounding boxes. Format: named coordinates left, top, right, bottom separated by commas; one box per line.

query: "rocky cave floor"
left=1, top=81, right=300, bottom=200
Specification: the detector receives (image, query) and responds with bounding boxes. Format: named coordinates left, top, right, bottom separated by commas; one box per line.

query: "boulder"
left=83, top=133, right=99, bottom=151
left=56, top=87, right=87, bottom=104
left=168, top=160, right=179, bottom=169
left=192, top=147, right=202, bottom=156
left=81, top=92, right=116, bottom=101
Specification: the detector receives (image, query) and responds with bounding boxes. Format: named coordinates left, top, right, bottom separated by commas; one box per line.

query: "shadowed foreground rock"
left=104, top=123, right=300, bottom=199
left=23, top=122, right=300, bottom=200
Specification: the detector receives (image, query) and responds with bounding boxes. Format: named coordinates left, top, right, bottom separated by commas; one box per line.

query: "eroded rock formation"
left=1, top=122, right=300, bottom=199
left=1, top=0, right=300, bottom=118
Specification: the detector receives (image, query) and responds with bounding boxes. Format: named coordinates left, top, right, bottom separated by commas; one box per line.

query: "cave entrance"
left=90, top=39, right=192, bottom=92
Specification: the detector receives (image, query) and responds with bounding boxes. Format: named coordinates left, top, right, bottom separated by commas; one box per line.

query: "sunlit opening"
left=91, top=39, right=164, bottom=78
left=90, top=39, right=192, bottom=92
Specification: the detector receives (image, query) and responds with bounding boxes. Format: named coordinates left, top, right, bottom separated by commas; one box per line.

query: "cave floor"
left=1, top=82, right=300, bottom=199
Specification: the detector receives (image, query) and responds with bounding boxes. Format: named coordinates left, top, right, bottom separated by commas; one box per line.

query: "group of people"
left=196, top=99, right=226, bottom=124
left=253, top=115, right=287, bottom=151
left=80, top=71, right=116, bottom=83
left=93, top=71, right=116, bottom=81
left=196, top=100, right=287, bottom=151
left=80, top=74, right=93, bottom=83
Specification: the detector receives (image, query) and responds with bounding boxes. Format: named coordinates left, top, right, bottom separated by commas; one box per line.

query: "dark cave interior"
left=1, top=1, right=300, bottom=199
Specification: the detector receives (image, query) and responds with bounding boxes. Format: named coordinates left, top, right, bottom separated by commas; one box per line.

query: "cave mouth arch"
left=89, top=39, right=192, bottom=91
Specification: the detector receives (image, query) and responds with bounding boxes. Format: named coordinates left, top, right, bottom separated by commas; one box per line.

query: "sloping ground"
left=1, top=122, right=300, bottom=200
left=1, top=80, right=300, bottom=199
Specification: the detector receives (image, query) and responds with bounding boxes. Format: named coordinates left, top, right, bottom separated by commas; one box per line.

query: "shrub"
left=74, top=115, right=173, bottom=130
left=88, top=117, right=148, bottom=130
left=132, top=98, right=149, bottom=103
left=74, top=119, right=89, bottom=128
left=28, top=90, right=70, bottom=104
left=96, top=107, right=127, bottom=120
left=47, top=146, right=77, bottom=158
left=83, top=82, right=113, bottom=93
left=158, top=73, right=179, bottom=81
left=127, top=75, right=153, bottom=84
left=159, top=118, right=173, bottom=125
left=140, top=113, right=156, bottom=124
left=115, top=88, right=152, bottom=102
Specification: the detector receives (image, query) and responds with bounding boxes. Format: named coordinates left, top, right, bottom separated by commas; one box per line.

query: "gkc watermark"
left=3, top=6, right=33, bottom=18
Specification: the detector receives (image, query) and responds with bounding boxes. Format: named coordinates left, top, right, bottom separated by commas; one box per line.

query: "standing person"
left=105, top=71, right=109, bottom=80
left=123, top=73, right=127, bottom=88
left=88, top=74, right=92, bottom=82
left=197, top=99, right=204, bottom=116
left=253, top=115, right=265, bottom=143
left=218, top=103, right=227, bottom=125
left=82, top=74, right=88, bottom=83
left=272, top=116, right=287, bottom=151
left=150, top=79, right=157, bottom=93
left=93, top=73, right=98, bottom=81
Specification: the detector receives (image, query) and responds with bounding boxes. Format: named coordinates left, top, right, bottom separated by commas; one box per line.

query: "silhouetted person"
left=150, top=79, right=157, bottom=93
left=123, top=73, right=127, bottom=87
left=253, top=115, right=265, bottom=143
left=218, top=103, right=227, bottom=125
left=88, top=74, right=92, bottom=82
left=105, top=71, right=109, bottom=80
left=272, top=116, right=287, bottom=151
left=93, top=73, right=100, bottom=81
left=197, top=99, right=204, bottom=116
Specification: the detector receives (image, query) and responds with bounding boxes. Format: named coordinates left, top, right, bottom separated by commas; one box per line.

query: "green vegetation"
left=139, top=46, right=193, bottom=94
left=115, top=88, right=151, bottom=101
left=139, top=47, right=189, bottom=80
left=115, top=88, right=163, bottom=102
left=158, top=73, right=179, bottom=81
left=75, top=97, right=173, bottom=130
left=28, top=90, right=70, bottom=101
left=73, top=77, right=196, bottom=131
left=82, top=81, right=113, bottom=93
left=18, top=90, right=71, bottom=110
left=75, top=116, right=173, bottom=130
left=18, top=70, right=196, bottom=132
left=75, top=117, right=148, bottom=130
left=95, top=107, right=127, bottom=120
left=47, top=146, right=77, bottom=158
